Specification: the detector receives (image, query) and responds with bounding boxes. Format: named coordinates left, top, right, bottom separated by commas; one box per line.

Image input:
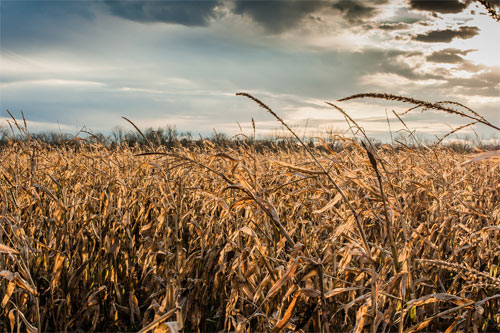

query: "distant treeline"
left=0, top=125, right=328, bottom=153
left=0, top=123, right=498, bottom=153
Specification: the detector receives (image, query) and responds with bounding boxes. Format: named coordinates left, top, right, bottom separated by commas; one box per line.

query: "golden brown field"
left=1, top=134, right=499, bottom=332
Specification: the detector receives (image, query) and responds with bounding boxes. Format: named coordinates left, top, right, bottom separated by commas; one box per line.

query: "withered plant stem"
left=237, top=92, right=373, bottom=260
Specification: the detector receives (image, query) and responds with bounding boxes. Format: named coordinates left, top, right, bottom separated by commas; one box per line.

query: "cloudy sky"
left=1, top=0, right=499, bottom=140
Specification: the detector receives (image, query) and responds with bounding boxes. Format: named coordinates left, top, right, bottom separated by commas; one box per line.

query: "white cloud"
left=360, top=72, right=447, bottom=88
left=451, top=94, right=500, bottom=105
left=448, top=11, right=500, bottom=68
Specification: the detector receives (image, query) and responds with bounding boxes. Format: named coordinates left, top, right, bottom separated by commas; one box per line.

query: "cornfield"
left=1, top=94, right=499, bottom=332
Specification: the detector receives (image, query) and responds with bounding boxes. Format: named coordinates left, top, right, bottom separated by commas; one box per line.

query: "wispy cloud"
left=103, top=0, right=219, bottom=26
left=0, top=117, right=73, bottom=132
left=360, top=72, right=447, bottom=89
left=1, top=79, right=106, bottom=89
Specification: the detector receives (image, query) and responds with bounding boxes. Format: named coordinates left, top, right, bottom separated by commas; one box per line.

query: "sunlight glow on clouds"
left=360, top=72, right=448, bottom=89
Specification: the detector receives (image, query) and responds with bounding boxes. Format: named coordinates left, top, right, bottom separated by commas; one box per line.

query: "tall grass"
left=1, top=94, right=499, bottom=332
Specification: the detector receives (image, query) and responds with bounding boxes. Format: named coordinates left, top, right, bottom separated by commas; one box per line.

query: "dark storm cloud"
left=408, top=0, right=468, bottom=14
left=101, top=0, right=389, bottom=33
left=331, top=0, right=379, bottom=23
left=232, top=0, right=326, bottom=33
left=104, top=0, right=333, bottom=33
left=413, top=26, right=479, bottom=42
left=427, top=48, right=475, bottom=63
left=103, top=0, right=219, bottom=26
left=377, top=22, right=411, bottom=30
left=231, top=0, right=386, bottom=33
